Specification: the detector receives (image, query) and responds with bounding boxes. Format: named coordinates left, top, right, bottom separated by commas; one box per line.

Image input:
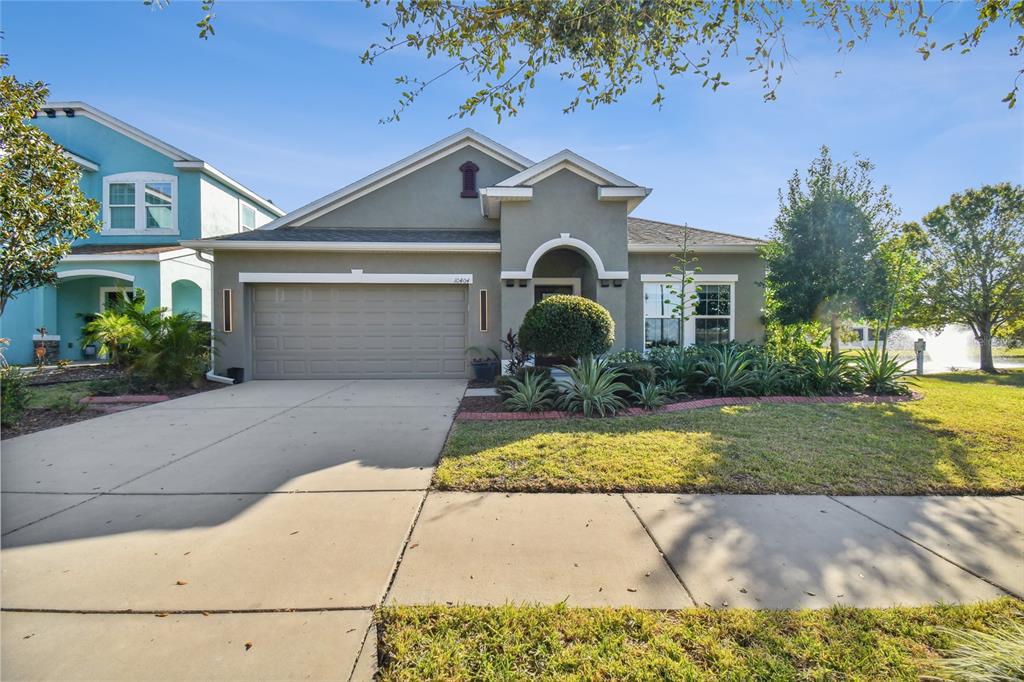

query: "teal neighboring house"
left=0, top=101, right=284, bottom=365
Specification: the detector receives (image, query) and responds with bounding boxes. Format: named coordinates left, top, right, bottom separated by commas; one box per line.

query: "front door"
left=534, top=285, right=574, bottom=304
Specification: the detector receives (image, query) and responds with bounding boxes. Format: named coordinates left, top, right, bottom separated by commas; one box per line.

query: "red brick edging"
left=80, top=395, right=170, bottom=405
left=456, top=392, right=921, bottom=421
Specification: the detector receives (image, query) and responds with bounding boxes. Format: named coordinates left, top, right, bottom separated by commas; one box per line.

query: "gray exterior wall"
left=210, top=250, right=501, bottom=376
left=626, top=251, right=767, bottom=350
left=499, top=170, right=628, bottom=272
left=304, top=148, right=517, bottom=230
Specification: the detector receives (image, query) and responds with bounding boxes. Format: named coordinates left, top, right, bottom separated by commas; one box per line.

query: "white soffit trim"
left=64, top=248, right=195, bottom=262
left=496, top=150, right=637, bottom=188
left=239, top=271, right=473, bottom=285
left=261, top=129, right=534, bottom=231
left=57, top=268, right=136, bottom=282
left=641, top=273, right=739, bottom=283
left=174, top=162, right=284, bottom=217
left=628, top=243, right=761, bottom=253
left=179, top=240, right=500, bottom=253
left=479, top=186, right=533, bottom=218
left=63, top=150, right=99, bottom=172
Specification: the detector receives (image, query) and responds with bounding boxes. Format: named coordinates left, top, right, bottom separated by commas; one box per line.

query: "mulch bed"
left=23, top=363, right=123, bottom=386
left=457, top=392, right=922, bottom=421
left=2, top=379, right=229, bottom=440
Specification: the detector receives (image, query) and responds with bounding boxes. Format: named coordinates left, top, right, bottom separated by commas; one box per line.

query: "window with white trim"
left=643, top=283, right=681, bottom=348
left=99, top=287, right=136, bottom=312
left=240, top=202, right=257, bottom=231
left=102, top=173, right=178, bottom=233
left=694, top=284, right=732, bottom=345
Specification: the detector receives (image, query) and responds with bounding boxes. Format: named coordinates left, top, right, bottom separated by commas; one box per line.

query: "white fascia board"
left=496, top=150, right=636, bottom=188
left=174, top=161, right=284, bottom=217
left=63, top=248, right=196, bottom=263
left=500, top=270, right=629, bottom=280
left=598, top=186, right=650, bottom=201
left=259, top=130, right=533, bottom=231
left=479, top=186, right=533, bottom=218
left=628, top=243, right=762, bottom=254
left=641, top=273, right=739, bottom=283
left=63, top=150, right=99, bottom=172
left=179, top=239, right=500, bottom=253
left=43, top=101, right=199, bottom=162
left=239, top=271, right=473, bottom=285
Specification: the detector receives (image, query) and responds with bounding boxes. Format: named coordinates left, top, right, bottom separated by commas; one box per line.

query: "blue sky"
left=3, top=1, right=1021, bottom=238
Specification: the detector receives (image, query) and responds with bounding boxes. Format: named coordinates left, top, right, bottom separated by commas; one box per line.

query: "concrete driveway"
left=1, top=379, right=465, bottom=681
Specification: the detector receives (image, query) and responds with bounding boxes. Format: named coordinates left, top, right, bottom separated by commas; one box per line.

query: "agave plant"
left=753, top=355, right=795, bottom=396
left=798, top=350, right=854, bottom=395
left=501, top=371, right=558, bottom=412
left=651, top=348, right=700, bottom=390
left=632, top=381, right=668, bottom=410
left=696, top=344, right=759, bottom=396
left=852, top=348, right=915, bottom=395
left=657, top=378, right=688, bottom=401
left=556, top=356, right=629, bottom=417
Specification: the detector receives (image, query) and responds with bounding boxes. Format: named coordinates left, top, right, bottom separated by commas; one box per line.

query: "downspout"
left=190, top=248, right=235, bottom=384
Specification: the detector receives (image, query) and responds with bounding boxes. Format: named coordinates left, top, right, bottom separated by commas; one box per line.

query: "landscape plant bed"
left=435, top=371, right=1024, bottom=495
left=21, top=363, right=123, bottom=386
left=2, top=379, right=227, bottom=440
left=457, top=391, right=920, bottom=421
left=376, top=598, right=1022, bottom=681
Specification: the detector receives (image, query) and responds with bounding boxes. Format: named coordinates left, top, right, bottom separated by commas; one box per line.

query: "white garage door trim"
left=240, top=271, right=473, bottom=284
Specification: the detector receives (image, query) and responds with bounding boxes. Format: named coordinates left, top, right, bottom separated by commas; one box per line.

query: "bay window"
left=102, top=173, right=178, bottom=233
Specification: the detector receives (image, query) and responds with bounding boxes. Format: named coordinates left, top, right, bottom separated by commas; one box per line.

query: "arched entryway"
left=171, top=279, right=203, bottom=316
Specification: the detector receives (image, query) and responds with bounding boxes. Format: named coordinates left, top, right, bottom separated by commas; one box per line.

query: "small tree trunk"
left=979, top=330, right=996, bottom=373
left=830, top=315, right=841, bottom=356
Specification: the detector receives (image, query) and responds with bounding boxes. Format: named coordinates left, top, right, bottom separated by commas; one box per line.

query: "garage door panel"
left=252, top=284, right=467, bottom=379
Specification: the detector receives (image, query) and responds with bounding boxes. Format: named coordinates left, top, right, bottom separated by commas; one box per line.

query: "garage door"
left=251, top=284, right=467, bottom=379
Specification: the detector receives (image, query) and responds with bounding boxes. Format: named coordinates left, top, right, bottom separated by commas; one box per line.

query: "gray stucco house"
left=182, top=130, right=765, bottom=380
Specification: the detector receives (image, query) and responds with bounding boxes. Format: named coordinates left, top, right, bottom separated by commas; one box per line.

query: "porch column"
left=499, top=280, right=534, bottom=363
left=596, top=283, right=627, bottom=353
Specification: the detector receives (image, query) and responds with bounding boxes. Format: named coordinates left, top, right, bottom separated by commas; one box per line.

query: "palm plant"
left=501, top=371, right=558, bottom=412
left=131, top=313, right=211, bottom=388
left=632, top=381, right=668, bottom=410
left=556, top=356, right=629, bottom=417
left=696, top=344, right=759, bottom=396
left=852, top=348, right=915, bottom=395
left=81, top=310, right=141, bottom=366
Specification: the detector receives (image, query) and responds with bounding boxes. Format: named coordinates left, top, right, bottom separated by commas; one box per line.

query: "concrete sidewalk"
left=387, top=493, right=1023, bottom=609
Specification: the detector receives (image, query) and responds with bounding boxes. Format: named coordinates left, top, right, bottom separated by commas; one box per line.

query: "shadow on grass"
left=436, top=391, right=1020, bottom=495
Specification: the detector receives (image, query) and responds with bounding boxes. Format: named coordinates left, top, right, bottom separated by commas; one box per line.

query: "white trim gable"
left=501, top=233, right=629, bottom=280
left=262, top=129, right=534, bottom=231
left=496, top=149, right=636, bottom=188
left=57, top=268, right=136, bottom=282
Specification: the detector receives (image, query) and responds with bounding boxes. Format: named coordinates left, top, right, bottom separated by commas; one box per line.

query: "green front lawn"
left=377, top=599, right=1022, bottom=681
left=434, top=371, right=1024, bottom=494
left=23, top=381, right=94, bottom=410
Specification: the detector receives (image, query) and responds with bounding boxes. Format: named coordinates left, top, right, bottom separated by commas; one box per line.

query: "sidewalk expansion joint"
left=620, top=494, right=698, bottom=607
left=826, top=495, right=1022, bottom=599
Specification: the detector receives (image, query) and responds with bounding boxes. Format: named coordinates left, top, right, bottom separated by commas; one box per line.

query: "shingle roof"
left=206, top=228, right=501, bottom=243
left=627, top=217, right=764, bottom=246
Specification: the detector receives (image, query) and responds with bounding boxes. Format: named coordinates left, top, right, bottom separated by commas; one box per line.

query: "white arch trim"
left=501, top=233, right=628, bottom=280
left=57, top=268, right=136, bottom=283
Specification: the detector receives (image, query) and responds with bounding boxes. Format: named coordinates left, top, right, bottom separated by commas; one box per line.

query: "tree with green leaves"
left=763, top=146, right=897, bottom=356
left=163, top=1, right=1024, bottom=120
left=911, top=183, right=1024, bottom=372
left=0, top=57, right=100, bottom=315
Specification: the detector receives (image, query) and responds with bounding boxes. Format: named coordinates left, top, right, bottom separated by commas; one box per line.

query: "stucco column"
left=36, top=285, right=59, bottom=334
left=499, top=282, right=534, bottom=362
left=596, top=284, right=627, bottom=353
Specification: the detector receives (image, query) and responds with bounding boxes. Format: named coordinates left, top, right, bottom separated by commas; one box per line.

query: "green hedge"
left=518, top=295, right=614, bottom=359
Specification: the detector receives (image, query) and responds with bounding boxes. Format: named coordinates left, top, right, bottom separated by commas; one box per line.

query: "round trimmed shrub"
left=518, top=294, right=614, bottom=359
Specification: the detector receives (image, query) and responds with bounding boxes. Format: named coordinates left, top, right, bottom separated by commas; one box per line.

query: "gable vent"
left=459, top=161, right=479, bottom=198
